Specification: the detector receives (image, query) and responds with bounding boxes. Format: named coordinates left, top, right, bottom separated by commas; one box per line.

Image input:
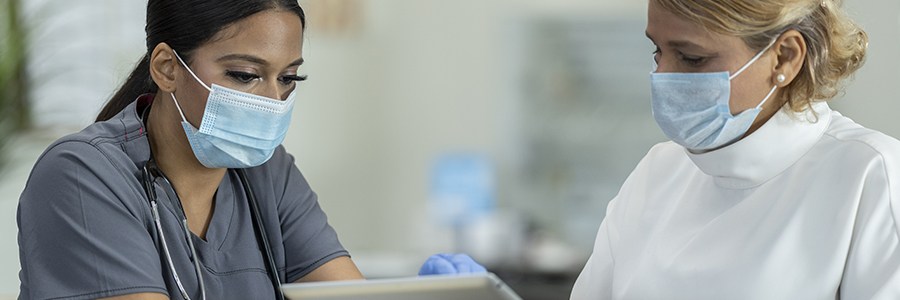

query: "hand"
left=418, top=253, right=487, bottom=276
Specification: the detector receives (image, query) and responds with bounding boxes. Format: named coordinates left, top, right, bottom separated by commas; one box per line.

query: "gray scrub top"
left=17, top=95, right=349, bottom=300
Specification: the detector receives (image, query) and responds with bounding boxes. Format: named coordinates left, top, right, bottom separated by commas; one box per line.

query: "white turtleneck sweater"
left=571, top=102, right=900, bottom=299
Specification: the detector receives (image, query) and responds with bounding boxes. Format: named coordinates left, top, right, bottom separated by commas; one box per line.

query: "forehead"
left=198, top=10, right=304, bottom=63
left=646, top=1, right=748, bottom=49
left=647, top=3, right=713, bottom=44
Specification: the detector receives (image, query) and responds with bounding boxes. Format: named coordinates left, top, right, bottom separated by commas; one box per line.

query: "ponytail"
left=95, top=53, right=157, bottom=122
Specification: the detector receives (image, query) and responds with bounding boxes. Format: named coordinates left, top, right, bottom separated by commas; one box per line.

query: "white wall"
left=833, top=0, right=900, bottom=137
left=23, top=0, right=145, bottom=133
left=286, top=0, right=649, bottom=272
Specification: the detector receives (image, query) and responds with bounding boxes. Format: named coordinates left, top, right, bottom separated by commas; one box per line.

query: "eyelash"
left=651, top=47, right=706, bottom=67
left=280, top=74, right=308, bottom=85
left=225, top=70, right=308, bottom=85
left=681, top=55, right=704, bottom=66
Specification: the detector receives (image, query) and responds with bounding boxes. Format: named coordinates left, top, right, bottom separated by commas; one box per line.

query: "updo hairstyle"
left=652, top=0, right=867, bottom=112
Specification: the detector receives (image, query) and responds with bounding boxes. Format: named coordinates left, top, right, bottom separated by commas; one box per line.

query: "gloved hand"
left=418, top=253, right=487, bottom=276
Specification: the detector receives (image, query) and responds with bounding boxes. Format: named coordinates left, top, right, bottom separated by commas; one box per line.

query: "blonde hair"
left=651, top=0, right=868, bottom=113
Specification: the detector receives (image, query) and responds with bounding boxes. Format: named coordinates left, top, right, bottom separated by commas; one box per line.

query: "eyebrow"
left=216, top=54, right=304, bottom=68
left=645, top=31, right=705, bottom=49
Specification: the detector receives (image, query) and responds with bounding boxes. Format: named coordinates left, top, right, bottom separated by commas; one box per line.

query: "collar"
left=104, top=94, right=154, bottom=169
left=686, top=102, right=832, bottom=189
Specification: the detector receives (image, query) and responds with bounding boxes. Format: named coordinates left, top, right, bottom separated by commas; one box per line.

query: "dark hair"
left=95, top=0, right=306, bottom=122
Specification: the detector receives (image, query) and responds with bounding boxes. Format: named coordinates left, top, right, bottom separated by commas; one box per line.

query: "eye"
left=225, top=70, right=260, bottom=83
left=279, top=74, right=308, bottom=85
left=679, top=52, right=706, bottom=66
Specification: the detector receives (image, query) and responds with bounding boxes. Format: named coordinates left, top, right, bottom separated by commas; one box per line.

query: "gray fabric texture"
left=17, top=96, right=348, bottom=300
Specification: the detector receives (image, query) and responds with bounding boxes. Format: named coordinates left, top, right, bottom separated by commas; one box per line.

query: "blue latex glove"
left=418, top=253, right=488, bottom=276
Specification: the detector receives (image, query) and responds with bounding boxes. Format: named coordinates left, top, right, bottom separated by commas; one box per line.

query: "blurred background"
left=0, top=0, right=898, bottom=299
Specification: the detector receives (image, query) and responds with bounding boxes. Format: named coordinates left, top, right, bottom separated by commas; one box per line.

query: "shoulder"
left=607, top=141, right=695, bottom=210
left=34, top=98, right=147, bottom=173
left=631, top=141, right=694, bottom=176
left=822, top=110, right=900, bottom=232
left=824, top=111, right=900, bottom=148
left=821, top=111, right=900, bottom=167
left=813, top=110, right=900, bottom=197
left=645, top=141, right=688, bottom=160
left=32, top=119, right=140, bottom=179
left=22, top=116, right=149, bottom=221
left=32, top=130, right=126, bottom=182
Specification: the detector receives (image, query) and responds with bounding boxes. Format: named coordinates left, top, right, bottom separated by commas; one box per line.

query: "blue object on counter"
left=430, top=154, right=495, bottom=226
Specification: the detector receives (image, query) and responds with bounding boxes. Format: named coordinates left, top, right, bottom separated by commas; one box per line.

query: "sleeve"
left=570, top=217, right=614, bottom=300
left=17, top=141, right=168, bottom=300
left=569, top=143, right=668, bottom=300
left=838, top=151, right=900, bottom=300
left=254, top=146, right=349, bottom=283
left=840, top=155, right=900, bottom=300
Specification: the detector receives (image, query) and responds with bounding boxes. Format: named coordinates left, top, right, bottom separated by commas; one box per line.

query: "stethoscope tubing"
left=142, top=160, right=281, bottom=300
left=151, top=200, right=196, bottom=300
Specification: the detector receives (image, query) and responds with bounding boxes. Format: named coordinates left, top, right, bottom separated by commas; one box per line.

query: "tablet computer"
left=281, top=273, right=523, bottom=300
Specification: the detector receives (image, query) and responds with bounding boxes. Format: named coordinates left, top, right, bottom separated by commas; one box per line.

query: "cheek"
left=176, top=75, right=210, bottom=127
left=727, top=80, right=754, bottom=115
left=728, top=72, right=772, bottom=115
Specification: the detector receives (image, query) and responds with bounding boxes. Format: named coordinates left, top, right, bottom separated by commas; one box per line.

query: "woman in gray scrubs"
left=16, top=1, right=482, bottom=299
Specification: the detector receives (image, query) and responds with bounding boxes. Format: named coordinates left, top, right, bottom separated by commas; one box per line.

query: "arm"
left=839, top=159, right=900, bottom=299
left=294, top=256, right=364, bottom=282
left=570, top=218, right=614, bottom=300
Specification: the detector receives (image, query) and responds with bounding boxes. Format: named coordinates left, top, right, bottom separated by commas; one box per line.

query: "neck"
left=744, top=89, right=785, bottom=138
left=146, top=92, right=224, bottom=239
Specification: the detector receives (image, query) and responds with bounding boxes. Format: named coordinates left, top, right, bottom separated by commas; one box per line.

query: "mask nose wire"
left=729, top=37, right=779, bottom=80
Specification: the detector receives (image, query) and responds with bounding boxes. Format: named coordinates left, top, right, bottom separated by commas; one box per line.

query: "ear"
left=149, top=43, right=178, bottom=93
left=772, top=30, right=806, bottom=87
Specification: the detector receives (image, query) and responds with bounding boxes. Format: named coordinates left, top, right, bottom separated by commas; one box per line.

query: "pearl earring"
left=777, top=74, right=786, bottom=83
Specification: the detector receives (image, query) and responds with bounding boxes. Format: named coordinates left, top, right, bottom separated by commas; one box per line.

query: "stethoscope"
left=141, top=159, right=285, bottom=300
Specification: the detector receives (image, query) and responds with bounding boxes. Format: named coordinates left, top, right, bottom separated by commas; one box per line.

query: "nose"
left=260, top=81, right=285, bottom=101
left=654, top=60, right=677, bottom=74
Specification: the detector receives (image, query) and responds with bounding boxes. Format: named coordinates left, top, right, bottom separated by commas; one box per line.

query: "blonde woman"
left=572, top=0, right=900, bottom=299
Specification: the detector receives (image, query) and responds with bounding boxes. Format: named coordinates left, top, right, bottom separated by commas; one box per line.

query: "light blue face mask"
left=171, top=50, right=296, bottom=168
left=650, top=39, right=778, bottom=151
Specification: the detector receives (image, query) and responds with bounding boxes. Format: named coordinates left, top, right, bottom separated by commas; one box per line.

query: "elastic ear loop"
left=729, top=37, right=779, bottom=80
left=756, top=86, right=778, bottom=109
left=172, top=50, right=212, bottom=91
left=170, top=49, right=211, bottom=124
left=729, top=37, right=780, bottom=109
left=170, top=93, right=190, bottom=124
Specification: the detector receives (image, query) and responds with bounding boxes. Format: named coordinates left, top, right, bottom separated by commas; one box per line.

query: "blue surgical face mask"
left=650, top=38, right=778, bottom=151
left=170, top=50, right=296, bottom=168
